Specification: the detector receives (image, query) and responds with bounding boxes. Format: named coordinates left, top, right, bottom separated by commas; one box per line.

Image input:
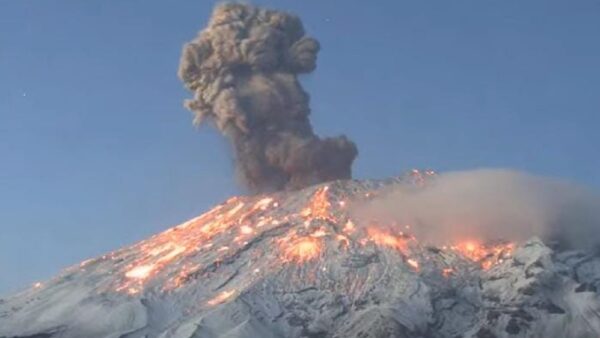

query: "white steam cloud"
left=354, top=169, right=600, bottom=250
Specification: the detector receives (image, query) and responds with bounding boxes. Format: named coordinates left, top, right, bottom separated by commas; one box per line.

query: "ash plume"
left=178, top=3, right=357, bottom=193
left=355, top=169, right=600, bottom=250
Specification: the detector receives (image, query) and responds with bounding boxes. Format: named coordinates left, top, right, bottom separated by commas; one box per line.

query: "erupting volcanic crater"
left=3, top=3, right=600, bottom=338
left=3, top=171, right=600, bottom=338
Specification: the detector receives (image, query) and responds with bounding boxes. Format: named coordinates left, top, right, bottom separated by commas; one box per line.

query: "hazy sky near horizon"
left=1, top=0, right=600, bottom=294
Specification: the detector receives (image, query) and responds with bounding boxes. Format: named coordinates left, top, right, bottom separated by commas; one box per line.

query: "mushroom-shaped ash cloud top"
left=178, top=3, right=358, bottom=193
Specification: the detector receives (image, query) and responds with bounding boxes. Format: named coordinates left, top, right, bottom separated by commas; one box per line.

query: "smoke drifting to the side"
left=354, top=169, right=600, bottom=250
left=178, top=3, right=357, bottom=193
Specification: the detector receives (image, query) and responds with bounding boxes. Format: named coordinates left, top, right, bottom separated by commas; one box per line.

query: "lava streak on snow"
left=451, top=240, right=514, bottom=270
left=108, top=170, right=514, bottom=297
left=281, top=237, right=322, bottom=263
left=300, top=186, right=335, bottom=221
left=206, top=290, right=236, bottom=306
left=364, top=227, right=411, bottom=254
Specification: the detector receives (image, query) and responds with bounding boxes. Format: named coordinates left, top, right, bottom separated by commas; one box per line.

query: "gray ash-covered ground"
left=2, top=173, right=600, bottom=338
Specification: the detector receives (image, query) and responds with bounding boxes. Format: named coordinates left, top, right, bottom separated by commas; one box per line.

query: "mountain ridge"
left=2, top=173, right=600, bottom=338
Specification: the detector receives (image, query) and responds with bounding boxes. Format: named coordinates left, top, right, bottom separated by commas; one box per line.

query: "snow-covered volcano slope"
left=2, top=173, right=600, bottom=338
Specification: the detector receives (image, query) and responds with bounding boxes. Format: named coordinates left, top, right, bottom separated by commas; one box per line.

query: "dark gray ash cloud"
left=178, top=3, right=357, bottom=193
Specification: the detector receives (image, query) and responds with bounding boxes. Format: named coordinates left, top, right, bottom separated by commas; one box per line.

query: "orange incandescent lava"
left=452, top=240, right=514, bottom=270
left=407, top=258, right=419, bottom=270
left=110, top=171, right=516, bottom=297
left=116, top=196, right=281, bottom=294
left=282, top=237, right=322, bottom=263
left=365, top=227, right=409, bottom=254
left=301, top=186, right=334, bottom=221
left=207, top=290, right=236, bottom=306
left=442, top=268, right=454, bottom=277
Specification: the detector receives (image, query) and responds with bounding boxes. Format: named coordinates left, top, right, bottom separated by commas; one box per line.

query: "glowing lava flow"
left=407, top=258, right=419, bottom=270
left=207, top=290, right=236, bottom=306
left=442, top=268, right=454, bottom=277
left=125, top=264, right=154, bottom=280
left=300, top=186, right=334, bottom=221
left=365, top=227, right=409, bottom=254
left=282, top=237, right=322, bottom=263
left=109, top=176, right=516, bottom=296
left=452, top=241, right=514, bottom=270
left=115, top=196, right=281, bottom=294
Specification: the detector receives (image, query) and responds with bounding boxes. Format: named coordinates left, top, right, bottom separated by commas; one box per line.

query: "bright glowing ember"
left=282, top=237, right=322, bottom=263
left=407, top=258, right=419, bottom=270
left=366, top=227, right=409, bottom=253
left=125, top=264, right=155, bottom=280
left=207, top=290, right=236, bottom=306
left=301, top=186, right=333, bottom=221
left=452, top=241, right=514, bottom=270
left=442, top=268, right=454, bottom=277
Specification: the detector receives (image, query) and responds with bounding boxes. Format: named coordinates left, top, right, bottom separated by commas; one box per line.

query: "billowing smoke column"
left=178, top=3, right=358, bottom=193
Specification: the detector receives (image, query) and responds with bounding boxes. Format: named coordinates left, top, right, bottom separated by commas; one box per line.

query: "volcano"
left=2, top=171, right=600, bottom=338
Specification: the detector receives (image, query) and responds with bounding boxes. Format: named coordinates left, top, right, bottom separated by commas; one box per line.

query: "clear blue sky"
left=1, top=0, right=599, bottom=294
